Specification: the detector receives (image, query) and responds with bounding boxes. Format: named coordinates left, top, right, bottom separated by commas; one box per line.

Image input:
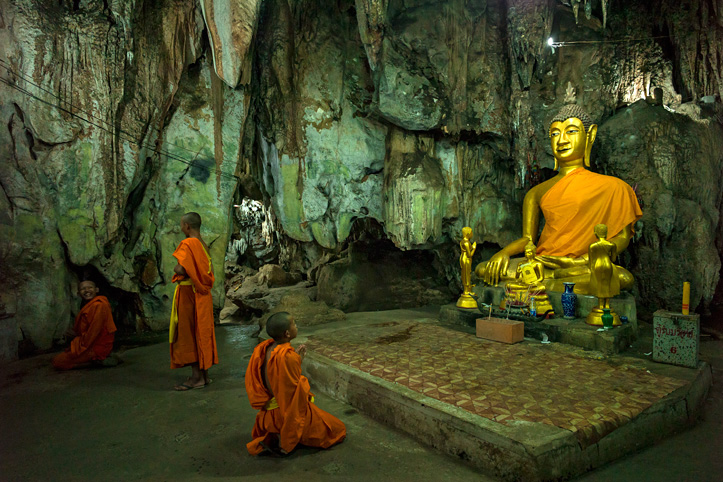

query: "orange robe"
left=245, top=339, right=346, bottom=455
left=170, top=237, right=218, bottom=370
left=52, top=296, right=117, bottom=370
left=537, top=168, right=643, bottom=258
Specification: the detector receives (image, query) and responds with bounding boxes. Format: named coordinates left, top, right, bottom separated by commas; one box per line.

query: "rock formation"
left=1, top=0, right=721, bottom=359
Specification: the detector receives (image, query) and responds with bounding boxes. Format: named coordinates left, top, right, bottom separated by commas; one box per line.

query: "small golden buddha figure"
left=504, top=242, right=554, bottom=316
left=586, top=224, right=622, bottom=326
left=457, top=227, right=478, bottom=309
left=475, top=104, right=642, bottom=295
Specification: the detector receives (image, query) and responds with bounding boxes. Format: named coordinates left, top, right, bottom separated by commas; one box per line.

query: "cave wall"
left=0, top=0, right=243, bottom=357
left=0, top=0, right=722, bottom=360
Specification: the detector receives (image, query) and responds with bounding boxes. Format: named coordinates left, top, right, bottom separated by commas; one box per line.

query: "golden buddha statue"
left=586, top=224, right=622, bottom=326
left=504, top=242, right=554, bottom=316
left=456, top=227, right=478, bottom=309
left=475, top=104, right=642, bottom=295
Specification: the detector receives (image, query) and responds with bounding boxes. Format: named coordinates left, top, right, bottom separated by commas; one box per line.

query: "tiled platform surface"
left=303, top=316, right=711, bottom=481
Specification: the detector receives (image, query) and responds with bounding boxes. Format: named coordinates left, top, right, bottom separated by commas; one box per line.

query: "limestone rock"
left=256, top=264, right=303, bottom=288
left=255, top=1, right=387, bottom=249
left=0, top=0, right=242, bottom=349
left=383, top=128, right=444, bottom=247
left=596, top=102, right=723, bottom=315
left=355, top=0, right=510, bottom=135
left=1, top=0, right=723, bottom=359
left=226, top=263, right=313, bottom=319
left=262, top=292, right=346, bottom=328
left=376, top=39, right=443, bottom=131
left=316, top=243, right=455, bottom=312
left=200, top=0, right=262, bottom=88
left=219, top=297, right=243, bottom=324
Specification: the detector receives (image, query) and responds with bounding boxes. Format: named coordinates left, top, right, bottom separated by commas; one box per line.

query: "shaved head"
left=266, top=312, right=293, bottom=340
left=182, top=212, right=202, bottom=230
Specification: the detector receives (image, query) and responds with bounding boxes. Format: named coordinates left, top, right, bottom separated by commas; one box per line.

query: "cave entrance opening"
left=226, top=198, right=278, bottom=273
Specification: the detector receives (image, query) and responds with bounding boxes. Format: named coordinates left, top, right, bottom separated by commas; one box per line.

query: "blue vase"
left=561, top=282, right=577, bottom=319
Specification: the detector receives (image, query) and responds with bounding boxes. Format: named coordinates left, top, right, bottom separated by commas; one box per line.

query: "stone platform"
left=471, top=285, right=639, bottom=330
left=439, top=303, right=636, bottom=354
left=301, top=315, right=711, bottom=481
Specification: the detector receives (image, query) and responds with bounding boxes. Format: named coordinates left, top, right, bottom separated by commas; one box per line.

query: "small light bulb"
left=547, top=37, right=554, bottom=46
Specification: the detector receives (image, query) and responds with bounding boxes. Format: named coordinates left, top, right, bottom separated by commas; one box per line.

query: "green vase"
left=601, top=308, right=614, bottom=329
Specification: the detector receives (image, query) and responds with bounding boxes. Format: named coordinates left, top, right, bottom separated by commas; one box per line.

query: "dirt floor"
left=0, top=309, right=721, bottom=482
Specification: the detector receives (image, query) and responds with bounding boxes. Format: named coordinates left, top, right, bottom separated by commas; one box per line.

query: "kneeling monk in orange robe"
left=170, top=212, right=218, bottom=391
left=52, top=280, right=117, bottom=370
left=245, top=312, right=346, bottom=455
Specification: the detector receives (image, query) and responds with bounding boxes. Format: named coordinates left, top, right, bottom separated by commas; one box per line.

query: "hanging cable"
left=547, top=35, right=670, bottom=48
left=0, top=58, right=242, bottom=182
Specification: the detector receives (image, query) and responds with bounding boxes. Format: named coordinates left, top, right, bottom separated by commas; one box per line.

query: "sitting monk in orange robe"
left=52, top=280, right=117, bottom=370
left=170, top=212, right=218, bottom=391
left=245, top=312, right=346, bottom=456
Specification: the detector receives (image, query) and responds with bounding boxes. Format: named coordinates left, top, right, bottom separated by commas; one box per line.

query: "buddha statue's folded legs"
left=475, top=257, right=634, bottom=295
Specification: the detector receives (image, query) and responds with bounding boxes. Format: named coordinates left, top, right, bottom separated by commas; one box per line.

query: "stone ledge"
left=440, top=303, right=636, bottom=354
left=472, top=285, right=638, bottom=331
left=305, top=349, right=712, bottom=481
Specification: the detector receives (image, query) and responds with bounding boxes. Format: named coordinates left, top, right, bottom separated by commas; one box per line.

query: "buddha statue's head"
left=462, top=226, right=472, bottom=240
left=524, top=242, right=537, bottom=260
left=548, top=104, right=598, bottom=170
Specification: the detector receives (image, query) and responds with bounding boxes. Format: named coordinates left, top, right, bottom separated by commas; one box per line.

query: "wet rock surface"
left=0, top=0, right=722, bottom=358
left=595, top=101, right=723, bottom=318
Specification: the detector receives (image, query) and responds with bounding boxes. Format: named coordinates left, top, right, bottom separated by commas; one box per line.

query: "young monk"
left=170, top=212, right=218, bottom=390
left=245, top=312, right=346, bottom=456
left=52, top=280, right=117, bottom=370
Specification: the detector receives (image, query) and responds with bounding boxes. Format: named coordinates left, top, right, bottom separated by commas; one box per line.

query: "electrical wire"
left=0, top=58, right=241, bottom=182
left=549, top=35, right=670, bottom=48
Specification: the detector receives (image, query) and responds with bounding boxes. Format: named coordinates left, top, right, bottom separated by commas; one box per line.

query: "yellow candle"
left=682, top=282, right=690, bottom=315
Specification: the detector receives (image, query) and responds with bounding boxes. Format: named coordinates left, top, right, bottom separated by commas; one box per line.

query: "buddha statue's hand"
left=537, top=254, right=587, bottom=270
left=481, top=252, right=510, bottom=286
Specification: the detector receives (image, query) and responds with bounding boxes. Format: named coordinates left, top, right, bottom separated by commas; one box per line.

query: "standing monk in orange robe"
left=245, top=312, right=346, bottom=456
left=52, top=280, right=117, bottom=370
left=170, top=212, right=218, bottom=390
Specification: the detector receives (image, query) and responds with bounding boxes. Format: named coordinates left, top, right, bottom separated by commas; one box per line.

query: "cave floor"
left=0, top=307, right=722, bottom=481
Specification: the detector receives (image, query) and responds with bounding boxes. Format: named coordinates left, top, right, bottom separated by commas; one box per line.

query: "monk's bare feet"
left=202, top=369, right=212, bottom=386
left=174, top=377, right=206, bottom=391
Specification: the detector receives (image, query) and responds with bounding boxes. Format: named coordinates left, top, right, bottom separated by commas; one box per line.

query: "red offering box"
left=476, top=317, right=524, bottom=344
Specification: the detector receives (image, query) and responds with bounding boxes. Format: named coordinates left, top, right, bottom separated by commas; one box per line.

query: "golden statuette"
left=457, top=227, right=478, bottom=309
left=586, top=224, right=622, bottom=326
left=475, top=103, right=642, bottom=295
left=504, top=242, right=554, bottom=316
